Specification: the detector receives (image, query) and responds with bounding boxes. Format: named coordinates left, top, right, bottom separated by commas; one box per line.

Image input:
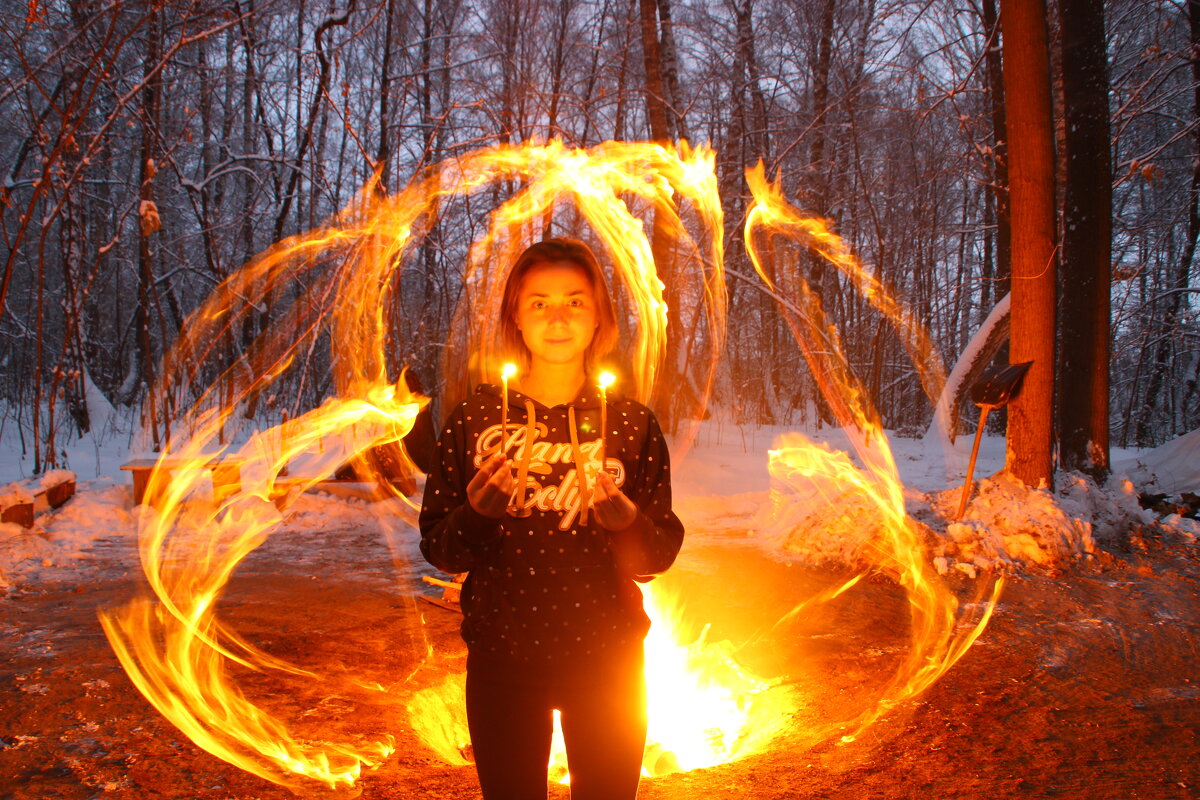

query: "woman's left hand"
left=591, top=470, right=639, bottom=531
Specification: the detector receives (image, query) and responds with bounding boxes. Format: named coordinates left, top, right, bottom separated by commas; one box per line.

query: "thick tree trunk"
left=806, top=0, right=841, bottom=427
left=638, top=0, right=682, bottom=427
left=656, top=0, right=686, bottom=141
left=1056, top=0, right=1111, bottom=478
left=1000, top=0, right=1057, bottom=487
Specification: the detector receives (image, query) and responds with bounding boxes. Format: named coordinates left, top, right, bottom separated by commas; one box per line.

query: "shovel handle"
left=955, top=405, right=994, bottom=519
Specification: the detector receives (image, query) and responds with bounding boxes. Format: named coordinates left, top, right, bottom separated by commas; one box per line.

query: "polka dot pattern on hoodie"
left=419, top=383, right=684, bottom=664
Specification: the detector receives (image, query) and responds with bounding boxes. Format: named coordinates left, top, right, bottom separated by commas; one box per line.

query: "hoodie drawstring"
left=567, top=404, right=590, bottom=525
left=510, top=399, right=537, bottom=513
left=506, top=394, right=596, bottom=524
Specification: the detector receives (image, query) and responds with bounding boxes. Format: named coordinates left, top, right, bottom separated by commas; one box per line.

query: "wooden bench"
left=120, top=457, right=243, bottom=508
left=268, top=476, right=392, bottom=509
left=419, top=574, right=464, bottom=612
left=1, top=472, right=76, bottom=528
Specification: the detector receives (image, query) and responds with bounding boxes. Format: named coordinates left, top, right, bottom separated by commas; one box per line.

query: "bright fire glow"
left=409, top=580, right=801, bottom=783
left=99, top=382, right=421, bottom=788
left=598, top=371, right=616, bottom=390
left=744, top=162, right=1003, bottom=739
left=101, top=140, right=727, bottom=790
left=501, top=362, right=517, bottom=380
left=100, top=142, right=1000, bottom=792
left=638, top=582, right=798, bottom=772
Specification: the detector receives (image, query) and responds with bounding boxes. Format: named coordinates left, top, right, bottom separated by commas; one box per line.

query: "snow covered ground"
left=2, top=402, right=1198, bottom=592
left=2, top=408, right=1200, bottom=800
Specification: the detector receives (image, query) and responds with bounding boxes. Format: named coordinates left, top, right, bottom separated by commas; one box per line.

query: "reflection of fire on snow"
left=98, top=139, right=1001, bottom=792
left=406, top=581, right=802, bottom=781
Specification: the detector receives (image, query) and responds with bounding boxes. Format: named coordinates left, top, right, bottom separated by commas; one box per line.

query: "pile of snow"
left=750, top=438, right=891, bottom=565
left=930, top=472, right=1157, bottom=572
left=760, top=467, right=1186, bottom=575
left=0, top=483, right=34, bottom=511
left=0, top=482, right=131, bottom=590
left=1114, top=427, right=1200, bottom=495
left=745, top=426, right=1200, bottom=575
left=40, top=470, right=76, bottom=490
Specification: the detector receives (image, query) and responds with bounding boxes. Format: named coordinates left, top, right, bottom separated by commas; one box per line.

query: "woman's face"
left=515, top=261, right=598, bottom=368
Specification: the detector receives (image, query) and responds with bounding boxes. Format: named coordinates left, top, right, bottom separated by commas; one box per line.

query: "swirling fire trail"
left=100, top=142, right=998, bottom=791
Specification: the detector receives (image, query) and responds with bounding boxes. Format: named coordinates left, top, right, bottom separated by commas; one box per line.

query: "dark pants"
left=465, top=645, right=647, bottom=800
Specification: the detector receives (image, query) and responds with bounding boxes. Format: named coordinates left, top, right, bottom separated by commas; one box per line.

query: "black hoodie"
left=419, top=383, right=684, bottom=665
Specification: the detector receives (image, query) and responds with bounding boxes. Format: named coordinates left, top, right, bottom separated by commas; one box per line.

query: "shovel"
left=955, top=361, right=1033, bottom=519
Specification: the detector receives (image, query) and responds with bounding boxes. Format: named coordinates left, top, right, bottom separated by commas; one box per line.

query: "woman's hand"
left=591, top=470, right=639, bottom=531
left=466, top=452, right=515, bottom=518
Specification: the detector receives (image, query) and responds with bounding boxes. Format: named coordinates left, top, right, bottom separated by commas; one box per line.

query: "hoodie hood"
left=475, top=381, right=606, bottom=411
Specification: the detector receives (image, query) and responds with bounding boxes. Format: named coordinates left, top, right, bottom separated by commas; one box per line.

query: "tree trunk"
left=579, top=0, right=613, bottom=144
left=656, top=0, right=686, bottom=141
left=272, top=4, right=352, bottom=244
left=809, top=0, right=836, bottom=214
left=638, top=0, right=670, bottom=142
left=137, top=0, right=163, bottom=451
left=741, top=0, right=769, bottom=158
left=496, top=0, right=523, bottom=147
left=807, top=0, right=841, bottom=427
left=1056, top=0, right=1111, bottom=478
left=1000, top=0, right=1057, bottom=487
left=638, top=0, right=681, bottom=425
left=982, top=0, right=1011, bottom=308
left=546, top=0, right=572, bottom=142
left=376, top=0, right=397, bottom=190
left=612, top=0, right=634, bottom=140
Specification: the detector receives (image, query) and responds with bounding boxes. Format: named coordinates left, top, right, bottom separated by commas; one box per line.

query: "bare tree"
left=1056, top=0, right=1112, bottom=478
left=1001, top=0, right=1058, bottom=487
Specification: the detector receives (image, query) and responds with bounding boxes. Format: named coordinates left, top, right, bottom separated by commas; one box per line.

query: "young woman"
left=419, top=238, right=684, bottom=800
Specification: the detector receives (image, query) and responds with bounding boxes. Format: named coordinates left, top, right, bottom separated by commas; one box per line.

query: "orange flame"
left=638, top=582, right=799, bottom=772
left=408, top=580, right=802, bottom=783
left=450, top=139, right=726, bottom=420
left=744, top=163, right=1003, bottom=740
left=100, top=143, right=1000, bottom=791
left=100, top=382, right=420, bottom=789
left=102, top=140, right=727, bottom=790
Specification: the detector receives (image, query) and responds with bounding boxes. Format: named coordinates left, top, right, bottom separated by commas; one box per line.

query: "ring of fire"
left=99, top=140, right=1001, bottom=791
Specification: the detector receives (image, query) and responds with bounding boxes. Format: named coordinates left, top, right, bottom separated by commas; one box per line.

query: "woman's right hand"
left=466, top=452, right=515, bottom=518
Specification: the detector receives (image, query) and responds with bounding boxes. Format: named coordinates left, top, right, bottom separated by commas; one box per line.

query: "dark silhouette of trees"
left=1057, top=0, right=1113, bottom=479
left=0, top=0, right=1195, bottom=478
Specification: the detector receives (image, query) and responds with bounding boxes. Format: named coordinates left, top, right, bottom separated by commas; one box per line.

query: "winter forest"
left=5, top=2, right=1200, bottom=797
left=1, top=0, right=1196, bottom=478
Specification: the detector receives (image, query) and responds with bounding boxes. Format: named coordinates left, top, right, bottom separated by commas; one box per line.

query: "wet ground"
left=2, top=502, right=1199, bottom=800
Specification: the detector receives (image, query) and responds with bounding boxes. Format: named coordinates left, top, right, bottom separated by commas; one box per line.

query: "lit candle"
left=500, top=362, right=517, bottom=456
left=597, top=371, right=615, bottom=471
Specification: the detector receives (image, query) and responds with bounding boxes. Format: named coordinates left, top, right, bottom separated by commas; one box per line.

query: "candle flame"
left=501, top=362, right=517, bottom=380
left=598, top=371, right=615, bottom=390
